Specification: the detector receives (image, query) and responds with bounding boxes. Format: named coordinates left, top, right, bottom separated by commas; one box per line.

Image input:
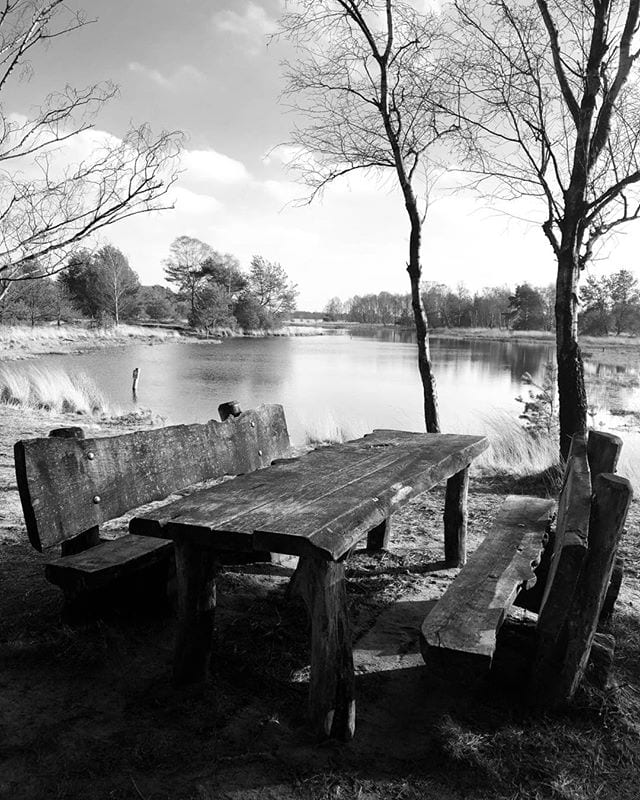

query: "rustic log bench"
left=14, top=403, right=291, bottom=613
left=420, top=430, right=633, bottom=705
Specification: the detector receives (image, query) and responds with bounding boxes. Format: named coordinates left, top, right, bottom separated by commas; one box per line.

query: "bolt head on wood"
left=93, top=495, right=101, bottom=504
left=87, top=452, right=95, bottom=460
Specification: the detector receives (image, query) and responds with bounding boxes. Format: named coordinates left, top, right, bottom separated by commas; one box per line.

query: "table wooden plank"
left=131, top=433, right=489, bottom=561
left=130, top=442, right=406, bottom=544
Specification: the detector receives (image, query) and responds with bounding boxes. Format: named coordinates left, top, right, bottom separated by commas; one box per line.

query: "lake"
left=25, top=329, right=640, bottom=477
left=29, top=331, right=562, bottom=441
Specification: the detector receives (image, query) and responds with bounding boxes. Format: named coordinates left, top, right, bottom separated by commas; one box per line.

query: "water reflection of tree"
left=352, top=328, right=555, bottom=385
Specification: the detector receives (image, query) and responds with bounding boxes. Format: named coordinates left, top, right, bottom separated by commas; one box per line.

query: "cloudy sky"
left=6, top=0, right=640, bottom=310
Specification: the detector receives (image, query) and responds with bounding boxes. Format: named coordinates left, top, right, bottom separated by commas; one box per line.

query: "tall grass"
left=304, top=408, right=560, bottom=478
left=475, top=411, right=559, bottom=477
left=303, top=411, right=366, bottom=446
left=0, top=365, right=114, bottom=416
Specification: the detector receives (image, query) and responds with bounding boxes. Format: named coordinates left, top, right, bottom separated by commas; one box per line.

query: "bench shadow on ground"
left=0, top=554, right=536, bottom=800
left=1, top=545, right=630, bottom=800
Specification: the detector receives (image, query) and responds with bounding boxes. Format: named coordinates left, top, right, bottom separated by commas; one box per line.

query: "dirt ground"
left=1, top=406, right=640, bottom=800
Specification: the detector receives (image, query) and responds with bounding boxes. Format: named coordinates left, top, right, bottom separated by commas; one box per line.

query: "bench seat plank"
left=45, top=534, right=173, bottom=590
left=420, top=495, right=555, bottom=675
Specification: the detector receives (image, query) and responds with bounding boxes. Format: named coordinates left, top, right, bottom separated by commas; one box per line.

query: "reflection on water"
left=32, top=331, right=561, bottom=445
left=22, top=328, right=640, bottom=486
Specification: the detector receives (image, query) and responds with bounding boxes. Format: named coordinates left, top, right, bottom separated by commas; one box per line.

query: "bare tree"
left=280, top=0, right=455, bottom=432
left=0, top=1, right=182, bottom=300
left=451, top=0, right=640, bottom=457
left=93, top=244, right=140, bottom=326
left=163, top=236, right=215, bottom=317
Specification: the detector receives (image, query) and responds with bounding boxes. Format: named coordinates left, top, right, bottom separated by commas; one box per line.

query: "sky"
left=5, top=0, right=640, bottom=310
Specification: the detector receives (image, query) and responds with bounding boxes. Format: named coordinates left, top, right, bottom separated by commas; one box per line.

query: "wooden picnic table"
left=130, top=428, right=489, bottom=739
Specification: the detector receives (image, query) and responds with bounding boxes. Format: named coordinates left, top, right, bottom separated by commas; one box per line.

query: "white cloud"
left=172, top=187, right=222, bottom=215
left=128, top=62, right=205, bottom=90
left=212, top=2, right=277, bottom=54
left=181, top=148, right=251, bottom=188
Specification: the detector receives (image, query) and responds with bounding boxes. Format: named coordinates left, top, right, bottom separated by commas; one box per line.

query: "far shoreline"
left=1, top=320, right=639, bottom=363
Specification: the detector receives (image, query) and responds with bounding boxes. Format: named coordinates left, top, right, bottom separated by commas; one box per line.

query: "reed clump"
left=476, top=411, right=559, bottom=477
left=0, top=365, right=113, bottom=416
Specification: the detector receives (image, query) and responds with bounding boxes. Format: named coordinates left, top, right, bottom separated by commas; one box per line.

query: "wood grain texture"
left=600, top=555, right=624, bottom=622
left=295, top=556, right=356, bottom=740
left=15, top=404, right=290, bottom=551
left=47, top=427, right=102, bottom=557
left=557, top=474, right=632, bottom=703
left=587, top=430, right=622, bottom=480
left=131, top=431, right=489, bottom=561
left=420, top=495, right=555, bottom=675
left=536, top=435, right=592, bottom=643
left=444, top=466, right=470, bottom=566
left=44, top=535, right=172, bottom=590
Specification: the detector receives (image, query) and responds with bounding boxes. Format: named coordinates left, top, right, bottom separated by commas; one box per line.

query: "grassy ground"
left=1, top=406, right=639, bottom=799
left=0, top=323, right=182, bottom=362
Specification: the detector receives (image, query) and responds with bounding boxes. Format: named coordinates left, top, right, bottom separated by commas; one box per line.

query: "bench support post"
left=366, top=517, right=392, bottom=551
left=295, top=556, right=355, bottom=740
left=444, top=466, right=469, bottom=566
left=173, top=541, right=219, bottom=685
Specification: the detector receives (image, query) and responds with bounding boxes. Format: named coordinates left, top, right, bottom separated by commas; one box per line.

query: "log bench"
left=14, top=402, right=291, bottom=613
left=420, top=430, right=633, bottom=705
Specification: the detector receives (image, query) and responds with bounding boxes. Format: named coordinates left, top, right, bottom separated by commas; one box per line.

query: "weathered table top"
left=130, top=429, right=489, bottom=561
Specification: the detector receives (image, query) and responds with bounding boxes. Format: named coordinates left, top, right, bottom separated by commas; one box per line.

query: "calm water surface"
left=32, top=331, right=565, bottom=445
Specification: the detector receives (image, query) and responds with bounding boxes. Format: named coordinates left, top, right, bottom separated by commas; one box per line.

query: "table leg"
left=366, top=517, right=392, bottom=551
left=173, top=540, right=219, bottom=685
left=444, top=465, right=470, bottom=566
left=296, top=555, right=356, bottom=740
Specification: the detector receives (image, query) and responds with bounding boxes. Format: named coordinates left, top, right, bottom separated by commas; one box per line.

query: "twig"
left=131, top=776, right=148, bottom=800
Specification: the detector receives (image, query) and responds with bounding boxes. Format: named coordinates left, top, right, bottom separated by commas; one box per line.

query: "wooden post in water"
left=132, top=367, right=140, bottom=398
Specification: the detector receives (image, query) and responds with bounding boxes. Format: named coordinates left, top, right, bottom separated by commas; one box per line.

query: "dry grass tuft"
left=476, top=411, right=559, bottom=479
left=0, top=364, right=114, bottom=416
left=304, top=411, right=366, bottom=446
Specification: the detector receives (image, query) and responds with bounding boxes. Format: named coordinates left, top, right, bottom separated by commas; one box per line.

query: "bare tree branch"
left=0, top=0, right=183, bottom=287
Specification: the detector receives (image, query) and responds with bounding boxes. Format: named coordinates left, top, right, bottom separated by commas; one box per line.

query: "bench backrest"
left=537, top=433, right=592, bottom=630
left=532, top=429, right=630, bottom=704
left=15, top=404, right=290, bottom=552
left=537, top=430, right=624, bottom=641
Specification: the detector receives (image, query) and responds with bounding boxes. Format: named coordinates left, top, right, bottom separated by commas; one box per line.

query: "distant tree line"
left=0, top=236, right=298, bottom=333
left=579, top=270, right=640, bottom=336
left=323, top=271, right=640, bottom=336
left=324, top=283, right=555, bottom=331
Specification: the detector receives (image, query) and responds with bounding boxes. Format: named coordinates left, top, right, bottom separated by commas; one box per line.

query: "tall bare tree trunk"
left=407, top=212, right=440, bottom=433
left=555, top=250, right=588, bottom=460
